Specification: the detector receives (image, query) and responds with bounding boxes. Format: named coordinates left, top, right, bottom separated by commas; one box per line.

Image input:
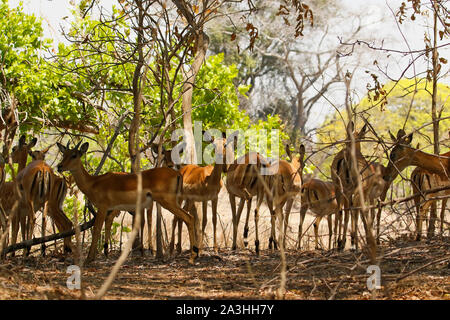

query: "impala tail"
left=30, top=169, right=51, bottom=202
left=55, top=178, right=68, bottom=211
left=175, top=173, right=183, bottom=204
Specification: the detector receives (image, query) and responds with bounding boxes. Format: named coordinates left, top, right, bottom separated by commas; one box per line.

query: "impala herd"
left=0, top=122, right=449, bottom=264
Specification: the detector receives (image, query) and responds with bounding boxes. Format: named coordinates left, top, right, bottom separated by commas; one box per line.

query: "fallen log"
left=2, top=218, right=95, bottom=255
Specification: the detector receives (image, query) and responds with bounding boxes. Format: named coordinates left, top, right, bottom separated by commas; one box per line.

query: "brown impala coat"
left=57, top=142, right=198, bottom=264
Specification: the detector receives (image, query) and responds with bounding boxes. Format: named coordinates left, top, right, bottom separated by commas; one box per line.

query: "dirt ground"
left=0, top=237, right=449, bottom=300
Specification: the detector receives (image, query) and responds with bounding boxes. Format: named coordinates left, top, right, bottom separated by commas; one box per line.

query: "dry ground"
left=0, top=237, right=449, bottom=300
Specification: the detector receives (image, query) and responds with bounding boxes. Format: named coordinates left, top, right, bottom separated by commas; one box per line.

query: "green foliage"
left=191, top=54, right=290, bottom=159
left=192, top=53, right=251, bottom=131
left=0, top=0, right=50, bottom=131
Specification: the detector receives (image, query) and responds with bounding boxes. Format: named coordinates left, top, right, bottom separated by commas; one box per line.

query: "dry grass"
left=0, top=238, right=448, bottom=300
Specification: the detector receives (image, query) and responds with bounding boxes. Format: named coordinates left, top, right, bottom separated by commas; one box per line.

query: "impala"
left=388, top=132, right=450, bottom=177
left=0, top=135, right=39, bottom=253
left=299, top=179, right=339, bottom=250
left=56, top=141, right=198, bottom=264
left=264, top=144, right=305, bottom=250
left=167, top=135, right=230, bottom=254
left=388, top=133, right=450, bottom=240
left=330, top=122, right=368, bottom=250
left=225, top=152, right=268, bottom=254
left=3, top=140, right=74, bottom=255
left=411, top=165, right=449, bottom=240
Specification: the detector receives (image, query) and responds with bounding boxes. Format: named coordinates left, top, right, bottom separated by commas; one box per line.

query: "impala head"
left=345, top=121, right=368, bottom=149
left=57, top=141, right=89, bottom=173
left=205, top=132, right=230, bottom=172
left=11, top=135, right=37, bottom=164
left=151, top=143, right=176, bottom=169
left=388, top=129, right=413, bottom=164
left=285, top=143, right=306, bottom=172
left=366, top=164, right=386, bottom=199
left=29, top=145, right=51, bottom=161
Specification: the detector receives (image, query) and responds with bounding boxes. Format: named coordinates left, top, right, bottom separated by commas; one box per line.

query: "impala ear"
left=57, top=142, right=67, bottom=153
left=28, top=137, right=37, bottom=149
left=389, top=130, right=396, bottom=142
left=19, top=135, right=26, bottom=146
left=151, top=143, right=159, bottom=154
left=285, top=144, right=292, bottom=159
left=359, top=123, right=368, bottom=137
left=299, top=144, right=306, bottom=158
left=396, top=129, right=406, bottom=140
left=404, top=133, right=413, bottom=145
left=79, top=142, right=89, bottom=155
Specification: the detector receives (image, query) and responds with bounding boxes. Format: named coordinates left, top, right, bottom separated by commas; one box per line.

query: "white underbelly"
left=109, top=195, right=153, bottom=211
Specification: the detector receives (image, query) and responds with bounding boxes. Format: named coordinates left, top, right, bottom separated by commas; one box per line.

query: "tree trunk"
left=431, top=0, right=440, bottom=155
left=129, top=0, right=144, bottom=249
left=429, top=1, right=440, bottom=238
left=180, top=31, right=209, bottom=164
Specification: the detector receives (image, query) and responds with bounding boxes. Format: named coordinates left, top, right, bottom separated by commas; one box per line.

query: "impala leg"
left=376, top=200, right=382, bottom=245
left=20, top=211, right=27, bottom=243
left=269, top=212, right=278, bottom=251
left=146, top=200, right=153, bottom=254
left=231, top=195, right=244, bottom=251
left=314, top=216, right=322, bottom=250
left=283, top=198, right=294, bottom=249
left=440, top=198, right=447, bottom=235
left=177, top=218, right=182, bottom=254
left=298, top=204, right=307, bottom=250
left=86, top=208, right=107, bottom=264
left=211, top=197, right=218, bottom=253
left=41, top=202, right=48, bottom=256
left=327, top=214, right=333, bottom=250
left=351, top=208, right=359, bottom=251
left=48, top=205, right=73, bottom=253
left=339, top=200, right=350, bottom=251
left=160, top=199, right=197, bottom=264
left=254, top=194, right=263, bottom=255
left=229, top=194, right=237, bottom=250
left=139, top=209, right=145, bottom=256
left=202, top=201, right=208, bottom=248
left=266, top=197, right=274, bottom=250
left=169, top=215, right=177, bottom=256
left=243, top=198, right=252, bottom=248
left=104, top=211, right=115, bottom=257
left=131, top=210, right=144, bottom=254
left=413, top=194, right=422, bottom=241
left=25, top=202, right=35, bottom=256
left=333, top=210, right=340, bottom=249
left=336, top=209, right=343, bottom=249
left=427, top=202, right=437, bottom=239
left=10, top=209, right=20, bottom=257
left=188, top=201, right=202, bottom=254
left=416, top=201, right=429, bottom=241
